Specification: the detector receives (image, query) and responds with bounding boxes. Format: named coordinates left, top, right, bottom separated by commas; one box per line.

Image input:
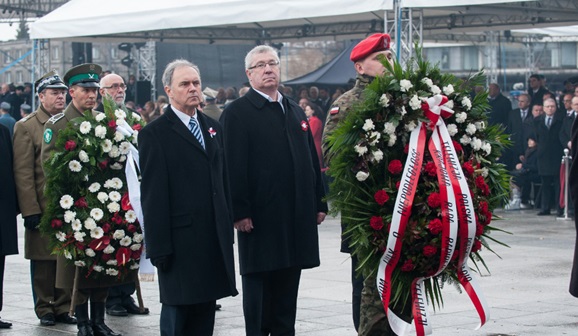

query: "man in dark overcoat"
left=534, top=98, right=564, bottom=216
left=568, top=95, right=578, bottom=297
left=139, top=59, right=237, bottom=336
left=0, top=123, right=18, bottom=329
left=221, top=45, right=327, bottom=336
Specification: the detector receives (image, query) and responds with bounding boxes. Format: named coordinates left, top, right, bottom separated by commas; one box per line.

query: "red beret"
left=350, top=33, right=391, bottom=62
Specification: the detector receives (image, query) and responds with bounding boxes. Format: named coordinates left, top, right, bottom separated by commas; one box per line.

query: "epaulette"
left=20, top=112, right=35, bottom=122
left=47, top=112, right=65, bottom=124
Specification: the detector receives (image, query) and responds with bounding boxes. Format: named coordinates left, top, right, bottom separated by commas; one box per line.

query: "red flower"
left=427, top=192, right=441, bottom=208
left=428, top=218, right=443, bottom=235
left=127, top=224, right=137, bottom=233
left=64, top=140, right=77, bottom=151
left=370, top=216, right=384, bottom=230
left=462, top=162, right=474, bottom=176
left=131, top=250, right=142, bottom=260
left=98, top=159, right=109, bottom=170
left=111, top=213, right=123, bottom=225
left=423, top=245, right=437, bottom=257
left=425, top=161, right=437, bottom=177
left=476, top=223, right=484, bottom=236
left=121, top=192, right=132, bottom=211
left=374, top=190, right=390, bottom=205
left=108, top=120, right=117, bottom=129
left=89, top=236, right=110, bottom=251
left=116, top=247, right=131, bottom=266
left=395, top=181, right=400, bottom=189
left=132, top=123, right=142, bottom=131
left=51, top=219, right=63, bottom=229
left=452, top=140, right=463, bottom=153
left=471, top=239, right=482, bottom=253
left=388, top=160, right=403, bottom=175
left=401, top=259, right=415, bottom=272
left=101, top=253, right=112, bottom=261
left=403, top=144, right=409, bottom=154
left=479, top=201, right=489, bottom=214
left=75, top=242, right=85, bottom=250
left=74, top=197, right=88, bottom=208
left=102, top=223, right=111, bottom=233
left=475, top=176, right=490, bottom=196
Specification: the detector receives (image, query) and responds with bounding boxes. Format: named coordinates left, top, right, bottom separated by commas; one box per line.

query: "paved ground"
left=1, top=209, right=577, bottom=335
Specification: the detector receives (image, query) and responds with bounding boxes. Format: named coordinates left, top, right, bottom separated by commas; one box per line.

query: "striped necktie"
left=188, top=117, right=205, bottom=149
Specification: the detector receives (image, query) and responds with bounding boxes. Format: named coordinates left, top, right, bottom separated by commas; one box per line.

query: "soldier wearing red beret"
left=322, top=34, right=411, bottom=335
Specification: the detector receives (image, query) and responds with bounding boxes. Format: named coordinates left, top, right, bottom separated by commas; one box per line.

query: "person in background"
left=201, top=87, right=222, bottom=121
left=0, top=102, right=16, bottom=137
left=304, top=102, right=324, bottom=171
left=19, top=103, right=32, bottom=118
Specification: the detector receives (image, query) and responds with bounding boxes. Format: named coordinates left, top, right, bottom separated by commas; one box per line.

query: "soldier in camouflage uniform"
left=322, top=33, right=411, bottom=335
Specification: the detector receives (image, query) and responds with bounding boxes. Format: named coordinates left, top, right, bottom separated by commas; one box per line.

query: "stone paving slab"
left=1, top=209, right=576, bottom=335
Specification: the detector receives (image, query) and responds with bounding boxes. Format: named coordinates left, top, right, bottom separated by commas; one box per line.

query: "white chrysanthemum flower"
left=106, top=268, right=119, bottom=276
left=383, top=122, right=396, bottom=135
left=368, top=132, right=381, bottom=146
left=125, top=210, right=137, bottom=223
left=482, top=142, right=492, bottom=155
left=84, top=139, right=91, bottom=146
left=372, top=150, right=384, bottom=163
left=130, top=263, right=140, bottom=270
left=409, top=95, right=421, bottom=110
left=443, top=84, right=455, bottom=95
left=113, top=229, right=126, bottom=240
left=430, top=85, right=441, bottom=95
left=481, top=167, right=489, bottom=177
left=119, top=142, right=131, bottom=155
left=130, top=244, right=142, bottom=251
left=71, top=219, right=82, bottom=231
left=80, top=121, right=92, bottom=134
left=461, top=96, right=472, bottom=110
left=446, top=124, right=458, bottom=136
left=131, top=131, right=139, bottom=145
left=118, top=155, right=127, bottom=163
left=132, top=112, right=141, bottom=121
left=115, top=109, right=127, bottom=120
left=362, top=119, right=375, bottom=131
left=75, top=260, right=86, bottom=267
left=475, top=121, right=486, bottom=131
left=56, top=232, right=67, bottom=242
left=104, top=179, right=113, bottom=189
left=108, top=146, right=120, bottom=158
left=120, top=236, right=132, bottom=247
left=95, top=125, right=107, bottom=139
left=110, top=178, right=123, bottom=190
left=400, top=79, right=413, bottom=92
left=379, top=94, right=390, bottom=107
left=133, top=233, right=143, bottom=243
left=90, top=208, right=104, bottom=221
left=445, top=100, right=454, bottom=109
left=103, top=245, right=115, bottom=254
left=109, top=191, right=121, bottom=202
left=404, top=121, right=417, bottom=132
left=110, top=163, right=124, bottom=170
left=107, top=202, right=120, bottom=213
left=106, top=260, right=118, bottom=266
left=113, top=131, right=125, bottom=142
left=355, top=171, right=369, bottom=182
left=69, top=160, right=82, bottom=172
left=95, top=113, right=106, bottom=122
left=93, top=266, right=104, bottom=272
left=84, top=218, right=97, bottom=230
left=101, top=139, right=113, bottom=153
left=85, top=248, right=96, bottom=257
left=78, top=150, right=90, bottom=163
left=60, top=195, right=74, bottom=209
left=388, top=134, right=397, bottom=147
left=354, top=144, right=368, bottom=156
left=88, top=182, right=100, bottom=193
left=64, top=210, right=76, bottom=223
left=90, top=227, right=104, bottom=239
left=455, top=112, right=467, bottom=123
left=74, top=231, right=86, bottom=242
left=466, top=123, right=477, bottom=135
left=421, top=78, right=433, bottom=87
left=64, top=250, right=72, bottom=259
left=460, top=135, right=472, bottom=145
left=400, top=106, right=407, bottom=116
left=471, top=137, right=483, bottom=151
left=97, top=192, right=109, bottom=204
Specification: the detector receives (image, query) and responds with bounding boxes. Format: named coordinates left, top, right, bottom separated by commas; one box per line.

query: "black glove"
left=151, top=255, right=171, bottom=272
left=24, top=214, right=41, bottom=231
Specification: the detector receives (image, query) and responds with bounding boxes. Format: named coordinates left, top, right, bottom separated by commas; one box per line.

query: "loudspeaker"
left=71, top=42, right=93, bottom=66
left=136, top=80, right=151, bottom=107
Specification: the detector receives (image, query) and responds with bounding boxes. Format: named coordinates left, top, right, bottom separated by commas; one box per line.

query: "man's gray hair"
left=162, top=59, right=201, bottom=87
left=244, top=45, right=279, bottom=70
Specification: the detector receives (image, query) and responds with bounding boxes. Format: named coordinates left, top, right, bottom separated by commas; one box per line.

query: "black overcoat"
left=534, top=115, right=564, bottom=176
left=221, top=88, right=328, bottom=275
left=139, top=106, right=238, bottom=305
left=0, top=124, right=18, bottom=256
left=569, top=116, right=578, bottom=297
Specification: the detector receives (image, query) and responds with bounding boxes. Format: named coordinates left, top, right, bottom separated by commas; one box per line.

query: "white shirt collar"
left=253, top=88, right=284, bottom=113
left=172, top=106, right=199, bottom=128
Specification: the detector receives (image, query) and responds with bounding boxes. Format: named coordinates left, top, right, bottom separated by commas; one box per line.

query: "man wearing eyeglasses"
left=95, top=73, right=151, bottom=318
left=221, top=45, right=327, bottom=336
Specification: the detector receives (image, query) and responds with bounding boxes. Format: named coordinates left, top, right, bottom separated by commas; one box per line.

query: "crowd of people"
left=487, top=75, right=578, bottom=217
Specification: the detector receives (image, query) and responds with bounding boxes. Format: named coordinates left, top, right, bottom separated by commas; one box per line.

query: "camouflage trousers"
left=358, top=276, right=413, bottom=336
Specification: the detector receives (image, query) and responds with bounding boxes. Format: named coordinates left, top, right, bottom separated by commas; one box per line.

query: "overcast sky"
left=0, top=23, right=18, bottom=41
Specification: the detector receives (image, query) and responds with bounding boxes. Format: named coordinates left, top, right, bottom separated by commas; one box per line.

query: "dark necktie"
left=546, top=117, right=551, bottom=129
left=521, top=110, right=526, bottom=120
left=188, top=117, right=205, bottom=149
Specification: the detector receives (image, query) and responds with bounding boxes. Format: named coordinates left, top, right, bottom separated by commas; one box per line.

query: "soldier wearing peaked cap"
left=12, top=70, right=78, bottom=327
left=322, top=33, right=412, bottom=335
left=41, top=63, right=128, bottom=336
left=200, top=87, right=222, bottom=121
